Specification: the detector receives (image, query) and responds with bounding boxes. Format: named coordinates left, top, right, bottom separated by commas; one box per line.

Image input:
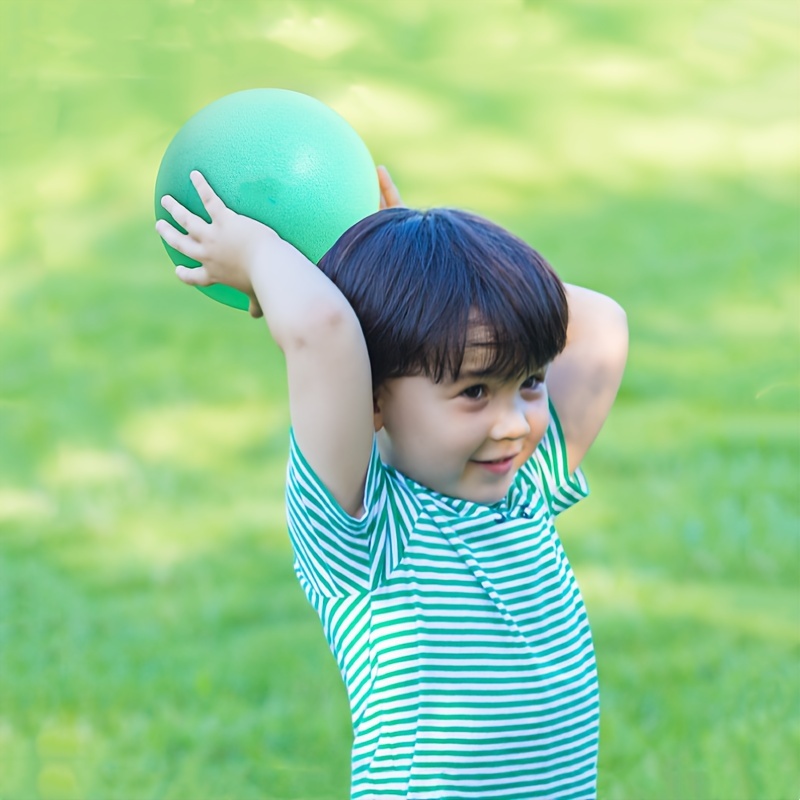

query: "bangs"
left=408, top=299, right=564, bottom=385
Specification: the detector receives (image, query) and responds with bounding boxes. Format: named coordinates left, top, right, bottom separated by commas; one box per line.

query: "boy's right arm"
left=156, top=171, right=375, bottom=517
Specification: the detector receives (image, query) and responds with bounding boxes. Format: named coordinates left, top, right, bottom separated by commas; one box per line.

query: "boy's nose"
left=490, top=402, right=531, bottom=441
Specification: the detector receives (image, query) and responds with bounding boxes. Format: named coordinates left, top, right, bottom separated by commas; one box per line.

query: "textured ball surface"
left=155, top=89, right=379, bottom=310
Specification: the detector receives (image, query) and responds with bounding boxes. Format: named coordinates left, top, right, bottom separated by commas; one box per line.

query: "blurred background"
left=0, top=0, right=798, bottom=798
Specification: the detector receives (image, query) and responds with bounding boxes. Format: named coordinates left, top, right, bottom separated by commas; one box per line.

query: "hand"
left=377, top=165, right=404, bottom=209
left=155, top=171, right=278, bottom=318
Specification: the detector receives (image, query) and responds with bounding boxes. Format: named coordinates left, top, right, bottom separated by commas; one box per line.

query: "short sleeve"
left=285, top=430, right=419, bottom=596
left=525, top=403, right=589, bottom=516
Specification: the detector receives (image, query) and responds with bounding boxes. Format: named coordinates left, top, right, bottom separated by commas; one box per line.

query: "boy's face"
left=374, top=345, right=550, bottom=505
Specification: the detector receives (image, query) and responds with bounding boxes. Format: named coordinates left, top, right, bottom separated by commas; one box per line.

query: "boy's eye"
left=461, top=384, right=486, bottom=400
left=521, top=374, right=544, bottom=390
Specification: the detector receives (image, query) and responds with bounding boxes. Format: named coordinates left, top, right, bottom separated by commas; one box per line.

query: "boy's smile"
left=470, top=453, right=519, bottom=475
left=373, top=345, right=550, bottom=505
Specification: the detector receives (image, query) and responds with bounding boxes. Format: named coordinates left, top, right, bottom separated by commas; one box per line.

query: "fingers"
left=156, top=171, right=222, bottom=260
left=378, top=165, right=404, bottom=209
left=175, top=264, right=214, bottom=287
left=157, top=171, right=223, bottom=234
left=155, top=215, right=203, bottom=262
left=190, top=170, right=227, bottom=219
left=248, top=297, right=263, bottom=319
left=159, top=192, right=207, bottom=235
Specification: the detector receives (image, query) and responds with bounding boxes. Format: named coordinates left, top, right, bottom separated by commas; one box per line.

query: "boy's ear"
left=373, top=389, right=385, bottom=432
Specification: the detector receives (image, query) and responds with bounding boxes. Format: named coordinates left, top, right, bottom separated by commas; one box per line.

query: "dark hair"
left=318, top=207, right=568, bottom=388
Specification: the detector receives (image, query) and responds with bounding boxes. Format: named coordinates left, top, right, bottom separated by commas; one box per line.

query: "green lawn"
left=1, top=1, right=798, bottom=798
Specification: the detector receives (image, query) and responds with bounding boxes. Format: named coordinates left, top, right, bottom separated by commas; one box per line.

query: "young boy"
left=156, top=167, right=628, bottom=800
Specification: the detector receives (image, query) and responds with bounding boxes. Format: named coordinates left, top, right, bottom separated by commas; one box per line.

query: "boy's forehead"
left=460, top=342, right=496, bottom=374
left=461, top=321, right=499, bottom=370
left=457, top=344, right=514, bottom=381
left=464, top=319, right=493, bottom=348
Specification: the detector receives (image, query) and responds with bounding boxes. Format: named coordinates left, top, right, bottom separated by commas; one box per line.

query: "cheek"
left=412, top=412, right=468, bottom=456
left=386, top=401, right=448, bottom=458
left=403, top=409, right=478, bottom=464
left=529, top=406, right=551, bottom=445
left=536, top=413, right=550, bottom=438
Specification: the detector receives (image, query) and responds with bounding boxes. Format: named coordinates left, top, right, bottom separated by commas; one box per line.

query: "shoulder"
left=286, top=431, right=423, bottom=592
left=287, top=429, right=383, bottom=533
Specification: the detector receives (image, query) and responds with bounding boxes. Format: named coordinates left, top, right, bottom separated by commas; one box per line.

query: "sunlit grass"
left=0, top=0, right=798, bottom=797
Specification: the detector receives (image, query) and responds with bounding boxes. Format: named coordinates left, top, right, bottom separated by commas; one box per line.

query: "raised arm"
left=156, top=171, right=375, bottom=516
left=546, top=284, right=628, bottom=475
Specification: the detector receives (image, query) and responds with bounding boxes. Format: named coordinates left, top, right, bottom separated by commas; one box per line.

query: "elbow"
left=566, top=286, right=628, bottom=350
left=616, top=300, right=629, bottom=342
left=602, top=294, right=627, bottom=328
left=274, top=298, right=359, bottom=352
left=586, top=295, right=628, bottom=373
left=607, top=301, right=629, bottom=380
left=597, top=294, right=628, bottom=346
left=612, top=298, right=628, bottom=342
left=607, top=300, right=629, bottom=365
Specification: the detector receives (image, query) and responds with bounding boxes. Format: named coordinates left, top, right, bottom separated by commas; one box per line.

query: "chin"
left=464, top=486, right=509, bottom=506
left=435, top=472, right=514, bottom=506
left=483, top=492, right=508, bottom=505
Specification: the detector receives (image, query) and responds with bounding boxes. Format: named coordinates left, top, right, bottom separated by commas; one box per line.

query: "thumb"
left=175, top=265, right=213, bottom=287
left=248, top=297, right=263, bottom=318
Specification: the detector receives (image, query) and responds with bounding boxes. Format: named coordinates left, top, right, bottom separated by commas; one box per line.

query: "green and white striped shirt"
left=286, top=409, right=597, bottom=799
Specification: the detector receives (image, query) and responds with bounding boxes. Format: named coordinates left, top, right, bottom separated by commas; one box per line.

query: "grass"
left=0, top=0, right=798, bottom=798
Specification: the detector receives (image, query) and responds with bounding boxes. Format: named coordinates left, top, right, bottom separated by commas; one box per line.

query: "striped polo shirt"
left=285, top=409, right=597, bottom=799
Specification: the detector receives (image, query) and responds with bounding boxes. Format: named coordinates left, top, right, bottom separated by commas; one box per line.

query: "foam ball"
left=155, top=88, right=379, bottom=310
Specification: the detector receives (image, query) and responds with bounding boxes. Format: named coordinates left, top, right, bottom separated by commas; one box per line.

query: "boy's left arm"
left=546, top=284, right=629, bottom=475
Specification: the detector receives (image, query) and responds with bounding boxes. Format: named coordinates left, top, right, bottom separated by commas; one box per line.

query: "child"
left=156, top=167, right=628, bottom=800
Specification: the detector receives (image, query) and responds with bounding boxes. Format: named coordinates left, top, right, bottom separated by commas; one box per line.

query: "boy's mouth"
left=471, top=454, right=517, bottom=475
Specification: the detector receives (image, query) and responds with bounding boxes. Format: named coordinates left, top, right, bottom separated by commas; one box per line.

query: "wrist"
left=246, top=234, right=314, bottom=301
left=240, top=225, right=283, bottom=280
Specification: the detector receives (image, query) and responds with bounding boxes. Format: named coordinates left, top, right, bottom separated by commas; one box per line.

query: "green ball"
left=155, top=88, right=379, bottom=310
